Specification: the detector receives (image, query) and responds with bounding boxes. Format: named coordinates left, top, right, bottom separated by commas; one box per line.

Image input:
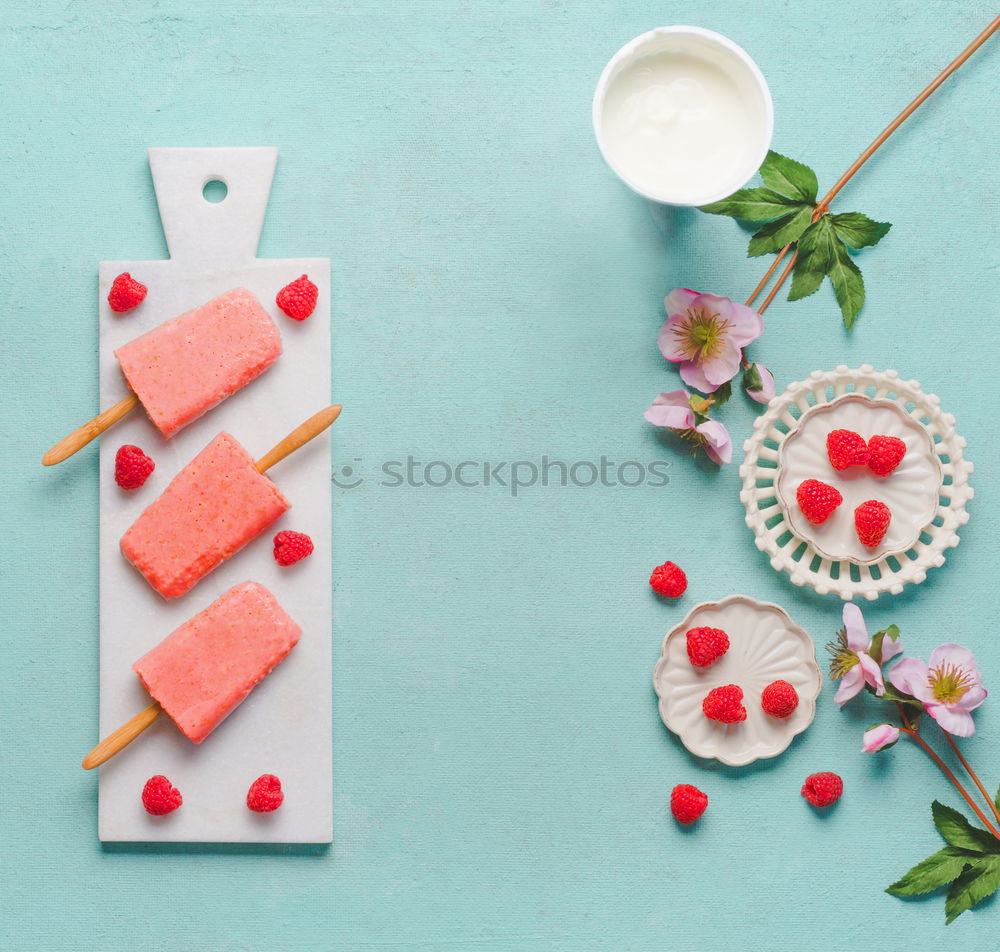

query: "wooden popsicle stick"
left=43, top=393, right=140, bottom=466
left=82, top=702, right=162, bottom=770
left=255, top=404, right=342, bottom=473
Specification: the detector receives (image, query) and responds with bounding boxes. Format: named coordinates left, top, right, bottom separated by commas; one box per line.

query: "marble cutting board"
left=97, top=147, right=332, bottom=843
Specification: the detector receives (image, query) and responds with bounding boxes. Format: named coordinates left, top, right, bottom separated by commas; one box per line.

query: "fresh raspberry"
left=670, top=784, right=708, bottom=825
left=796, top=479, right=843, bottom=525
left=273, top=530, right=314, bottom=566
left=276, top=274, right=318, bottom=321
left=826, top=429, right=868, bottom=470
left=801, top=771, right=843, bottom=808
left=108, top=272, right=148, bottom=312
left=247, top=774, right=284, bottom=812
left=855, top=499, right=891, bottom=548
left=141, top=775, right=182, bottom=815
left=867, top=435, right=906, bottom=477
left=649, top=560, right=687, bottom=598
left=761, top=679, right=799, bottom=718
left=702, top=684, right=747, bottom=724
left=114, top=444, right=155, bottom=489
left=686, top=627, right=729, bottom=667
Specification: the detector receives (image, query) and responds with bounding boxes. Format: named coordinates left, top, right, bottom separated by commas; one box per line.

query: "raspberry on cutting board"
left=247, top=774, right=284, bottom=813
left=114, top=444, right=155, bottom=489
left=108, top=272, right=148, bottom=312
left=273, top=530, right=314, bottom=566
left=141, top=775, right=182, bottom=815
left=276, top=274, right=318, bottom=321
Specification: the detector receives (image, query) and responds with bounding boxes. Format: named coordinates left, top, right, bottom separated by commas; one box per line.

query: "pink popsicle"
left=121, top=432, right=289, bottom=598
left=133, top=582, right=301, bottom=743
left=114, top=287, right=281, bottom=437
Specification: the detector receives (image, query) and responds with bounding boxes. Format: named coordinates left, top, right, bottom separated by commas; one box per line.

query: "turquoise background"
left=2, top=1, right=999, bottom=949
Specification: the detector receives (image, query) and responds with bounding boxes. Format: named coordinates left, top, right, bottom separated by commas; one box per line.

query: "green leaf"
left=932, top=801, right=999, bottom=853
left=869, top=624, right=900, bottom=665
left=759, top=150, right=819, bottom=204
left=886, top=846, right=979, bottom=896
left=945, top=857, right=1000, bottom=923
left=830, top=212, right=892, bottom=249
left=712, top=379, right=733, bottom=409
left=829, top=240, right=865, bottom=329
left=787, top=217, right=838, bottom=301
left=699, top=187, right=806, bottom=222
left=746, top=205, right=814, bottom=257
left=743, top=363, right=764, bottom=393
left=879, top=682, right=923, bottom=706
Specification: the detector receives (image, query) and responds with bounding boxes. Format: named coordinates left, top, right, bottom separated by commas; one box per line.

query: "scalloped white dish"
left=653, top=595, right=822, bottom=766
left=776, top=394, right=943, bottom=564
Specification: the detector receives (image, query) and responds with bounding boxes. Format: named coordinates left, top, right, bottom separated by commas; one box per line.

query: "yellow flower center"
left=928, top=663, right=975, bottom=704
left=826, top=629, right=859, bottom=679
left=671, top=307, right=732, bottom=363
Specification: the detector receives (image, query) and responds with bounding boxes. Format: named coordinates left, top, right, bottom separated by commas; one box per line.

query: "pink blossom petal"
left=745, top=365, right=776, bottom=404
left=835, top=664, right=864, bottom=707
left=928, top=644, right=982, bottom=683
left=644, top=391, right=695, bottom=430
left=881, top=634, right=903, bottom=663
left=677, top=359, right=719, bottom=394
left=858, top=652, right=886, bottom=696
left=696, top=293, right=764, bottom=348
left=889, top=657, right=933, bottom=703
left=664, top=288, right=699, bottom=316
left=697, top=419, right=732, bottom=465
left=926, top=704, right=976, bottom=738
left=699, top=340, right=744, bottom=388
left=657, top=314, right=693, bottom=363
left=862, top=724, right=900, bottom=752
left=957, top=684, right=987, bottom=712
left=842, top=603, right=869, bottom=652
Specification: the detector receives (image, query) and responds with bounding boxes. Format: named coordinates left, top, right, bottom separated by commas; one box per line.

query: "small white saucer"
left=776, top=394, right=942, bottom=564
left=653, top=594, right=822, bottom=766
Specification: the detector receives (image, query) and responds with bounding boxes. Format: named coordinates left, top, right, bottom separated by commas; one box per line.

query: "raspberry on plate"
left=273, top=530, right=314, bottom=566
left=761, top=679, right=799, bottom=718
left=114, top=444, right=155, bottom=489
left=702, top=684, right=747, bottom=723
left=649, top=560, right=687, bottom=598
left=686, top=627, right=729, bottom=667
left=276, top=274, right=318, bottom=321
left=141, top=775, right=182, bottom=815
left=247, top=774, right=284, bottom=813
left=108, top=272, right=148, bottom=312
left=855, top=499, right=891, bottom=548
left=867, top=434, right=906, bottom=476
left=670, top=783, right=708, bottom=825
left=826, top=429, right=868, bottom=470
left=801, top=771, right=843, bottom=808
left=796, top=478, right=842, bottom=525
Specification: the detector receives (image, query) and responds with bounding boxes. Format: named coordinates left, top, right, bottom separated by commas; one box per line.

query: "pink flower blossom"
left=658, top=289, right=764, bottom=394
left=828, top=603, right=903, bottom=707
left=644, top=390, right=733, bottom=465
left=862, top=724, right=900, bottom=752
left=744, top=364, right=776, bottom=404
left=889, top=645, right=987, bottom=737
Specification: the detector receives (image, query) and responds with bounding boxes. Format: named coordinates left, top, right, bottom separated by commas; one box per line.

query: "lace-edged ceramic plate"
left=653, top=595, right=822, bottom=766
left=740, top=366, right=973, bottom=601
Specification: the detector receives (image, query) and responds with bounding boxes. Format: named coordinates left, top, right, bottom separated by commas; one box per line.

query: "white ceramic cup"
left=592, top=26, right=774, bottom=206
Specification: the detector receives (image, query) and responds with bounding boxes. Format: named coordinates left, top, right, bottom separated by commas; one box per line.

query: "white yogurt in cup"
left=593, top=27, right=773, bottom=206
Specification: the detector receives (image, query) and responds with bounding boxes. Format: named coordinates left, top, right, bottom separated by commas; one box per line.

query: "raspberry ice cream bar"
left=121, top=432, right=289, bottom=598
left=114, top=287, right=281, bottom=437
left=133, top=582, right=301, bottom=743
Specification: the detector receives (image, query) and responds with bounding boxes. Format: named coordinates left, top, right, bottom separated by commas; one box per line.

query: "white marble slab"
left=97, top=147, right=332, bottom=843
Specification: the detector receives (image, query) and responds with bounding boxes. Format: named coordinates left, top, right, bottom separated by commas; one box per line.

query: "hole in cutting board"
left=202, top=179, right=228, bottom=203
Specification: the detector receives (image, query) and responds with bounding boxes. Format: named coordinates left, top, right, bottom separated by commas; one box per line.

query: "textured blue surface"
left=2, top=2, right=999, bottom=949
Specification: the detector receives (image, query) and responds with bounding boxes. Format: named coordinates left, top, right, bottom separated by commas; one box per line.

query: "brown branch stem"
left=942, top=731, right=1000, bottom=830
left=744, top=14, right=1000, bottom=315
left=892, top=700, right=1000, bottom=839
